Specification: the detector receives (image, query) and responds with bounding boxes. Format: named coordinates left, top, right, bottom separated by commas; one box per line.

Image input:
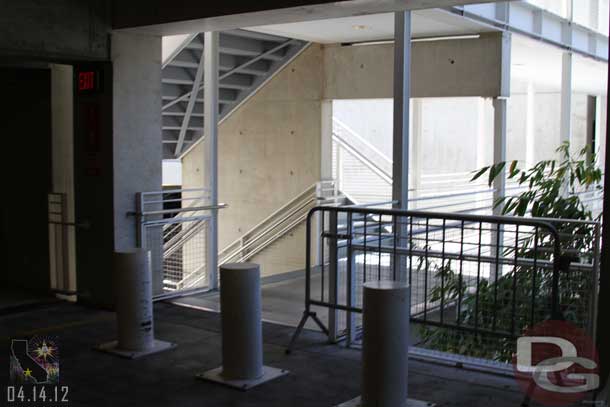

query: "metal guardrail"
left=219, top=180, right=344, bottom=266
left=287, top=205, right=600, bottom=369
left=135, top=188, right=226, bottom=298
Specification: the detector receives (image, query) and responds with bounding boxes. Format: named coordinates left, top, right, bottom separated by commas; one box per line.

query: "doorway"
left=0, top=67, right=53, bottom=307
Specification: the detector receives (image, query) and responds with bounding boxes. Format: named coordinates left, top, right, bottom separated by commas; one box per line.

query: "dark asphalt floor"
left=0, top=300, right=539, bottom=407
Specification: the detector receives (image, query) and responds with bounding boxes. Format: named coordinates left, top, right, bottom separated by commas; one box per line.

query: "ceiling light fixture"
left=343, top=34, right=481, bottom=47
left=352, top=24, right=370, bottom=30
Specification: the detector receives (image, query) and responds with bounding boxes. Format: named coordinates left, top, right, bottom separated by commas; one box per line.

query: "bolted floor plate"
left=96, top=339, right=177, bottom=359
left=336, top=397, right=435, bottom=407
left=197, top=365, right=289, bottom=391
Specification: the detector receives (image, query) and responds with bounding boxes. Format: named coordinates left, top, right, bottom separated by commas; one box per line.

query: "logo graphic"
left=513, top=320, right=599, bottom=406
left=9, top=336, right=60, bottom=384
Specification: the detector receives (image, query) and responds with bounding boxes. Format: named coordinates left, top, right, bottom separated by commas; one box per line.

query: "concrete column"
left=362, top=281, right=410, bottom=407
left=113, top=249, right=154, bottom=351
left=392, top=10, right=412, bottom=210
left=220, top=263, right=263, bottom=380
left=204, top=31, right=220, bottom=290
left=112, top=32, right=163, bottom=293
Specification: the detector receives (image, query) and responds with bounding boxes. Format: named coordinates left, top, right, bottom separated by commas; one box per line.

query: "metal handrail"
left=219, top=181, right=344, bottom=265
left=333, top=117, right=393, bottom=166
left=220, top=195, right=316, bottom=264
left=219, top=181, right=335, bottom=258
left=333, top=132, right=393, bottom=184
left=131, top=203, right=227, bottom=217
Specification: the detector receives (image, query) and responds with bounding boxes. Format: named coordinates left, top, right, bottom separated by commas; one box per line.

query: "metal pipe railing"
left=287, top=205, right=600, bottom=364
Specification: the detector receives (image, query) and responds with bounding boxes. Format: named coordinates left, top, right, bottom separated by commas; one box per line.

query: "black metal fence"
left=287, top=206, right=600, bottom=365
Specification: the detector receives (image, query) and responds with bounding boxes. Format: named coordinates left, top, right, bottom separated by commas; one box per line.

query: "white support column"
left=318, top=100, right=333, bottom=267
left=392, top=10, right=412, bottom=210
left=493, top=98, right=508, bottom=212
left=525, top=82, right=536, bottom=168
left=112, top=32, right=163, bottom=296
left=204, top=31, right=219, bottom=290
left=596, top=95, right=603, bottom=168
left=411, top=99, right=423, bottom=204
left=392, top=11, right=411, bottom=284
left=321, top=100, right=333, bottom=182
left=590, top=0, right=600, bottom=31
left=560, top=52, right=573, bottom=148
left=491, top=97, right=507, bottom=282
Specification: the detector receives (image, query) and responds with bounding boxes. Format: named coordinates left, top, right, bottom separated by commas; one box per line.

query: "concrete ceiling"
left=246, top=9, right=495, bottom=44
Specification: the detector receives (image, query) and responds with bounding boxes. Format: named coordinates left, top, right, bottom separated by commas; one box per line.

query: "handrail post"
left=136, top=192, right=144, bottom=249
left=328, top=210, right=339, bottom=342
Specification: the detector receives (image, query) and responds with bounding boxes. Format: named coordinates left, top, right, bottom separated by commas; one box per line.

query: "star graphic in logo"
left=23, top=368, right=33, bottom=378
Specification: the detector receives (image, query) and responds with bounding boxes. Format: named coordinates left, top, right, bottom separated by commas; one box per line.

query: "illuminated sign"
left=77, top=70, right=101, bottom=94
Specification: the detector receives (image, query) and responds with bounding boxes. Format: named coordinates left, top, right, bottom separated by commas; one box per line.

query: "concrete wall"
left=182, top=44, right=323, bottom=276
left=0, top=0, right=110, bottom=61
left=323, top=33, right=508, bottom=100
left=181, top=34, right=606, bottom=277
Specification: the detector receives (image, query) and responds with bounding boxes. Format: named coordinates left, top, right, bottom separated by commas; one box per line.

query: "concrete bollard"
left=97, top=249, right=175, bottom=359
left=198, top=262, right=288, bottom=390
left=220, top=262, right=263, bottom=380
left=113, top=249, right=155, bottom=351
left=362, top=281, right=411, bottom=407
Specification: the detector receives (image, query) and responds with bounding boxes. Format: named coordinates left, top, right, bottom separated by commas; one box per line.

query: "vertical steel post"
left=328, top=210, right=339, bottom=342
left=411, top=99, right=423, bottom=202
left=392, top=11, right=411, bottom=282
left=392, top=10, right=411, bottom=211
left=595, top=12, right=610, bottom=391
left=204, top=31, right=219, bottom=290
left=491, top=98, right=507, bottom=281
left=136, top=192, right=144, bottom=249
left=560, top=52, right=573, bottom=149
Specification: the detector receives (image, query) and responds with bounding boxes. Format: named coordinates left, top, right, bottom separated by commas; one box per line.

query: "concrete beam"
left=114, top=0, right=509, bottom=36
left=0, top=0, right=109, bottom=61
left=323, top=33, right=510, bottom=100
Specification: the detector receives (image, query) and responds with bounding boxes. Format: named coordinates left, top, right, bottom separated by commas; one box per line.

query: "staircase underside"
left=162, top=29, right=308, bottom=159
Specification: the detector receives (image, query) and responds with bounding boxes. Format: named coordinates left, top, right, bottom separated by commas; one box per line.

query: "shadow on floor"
left=0, top=300, right=534, bottom=407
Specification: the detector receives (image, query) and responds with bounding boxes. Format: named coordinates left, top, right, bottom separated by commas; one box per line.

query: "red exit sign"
left=77, top=71, right=100, bottom=93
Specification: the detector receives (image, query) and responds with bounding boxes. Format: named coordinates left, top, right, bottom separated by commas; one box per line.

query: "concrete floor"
left=0, top=286, right=58, bottom=314
left=172, top=270, right=325, bottom=330
left=0, top=300, right=538, bottom=407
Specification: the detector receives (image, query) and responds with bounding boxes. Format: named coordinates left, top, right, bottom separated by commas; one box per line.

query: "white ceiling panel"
left=246, top=9, right=495, bottom=44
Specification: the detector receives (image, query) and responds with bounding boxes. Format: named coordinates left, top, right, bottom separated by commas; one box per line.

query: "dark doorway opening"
left=0, top=67, right=53, bottom=309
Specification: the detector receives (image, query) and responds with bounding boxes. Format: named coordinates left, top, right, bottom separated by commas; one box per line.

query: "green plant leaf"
left=471, top=166, right=490, bottom=182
